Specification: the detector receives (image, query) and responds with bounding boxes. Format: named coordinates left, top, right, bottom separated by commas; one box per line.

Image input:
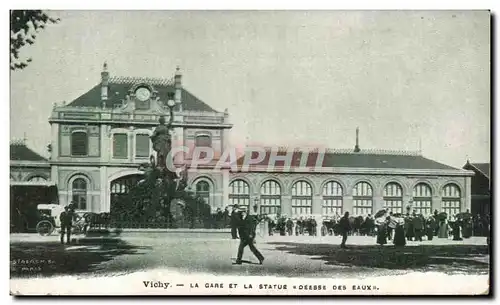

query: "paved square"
left=10, top=233, right=489, bottom=279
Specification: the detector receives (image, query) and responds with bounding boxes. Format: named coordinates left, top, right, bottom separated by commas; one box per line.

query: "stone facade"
left=11, top=66, right=474, bottom=219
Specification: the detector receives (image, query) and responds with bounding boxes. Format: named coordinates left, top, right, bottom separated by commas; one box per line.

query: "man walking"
left=339, top=211, right=351, bottom=249
left=235, top=209, right=264, bottom=265
left=60, top=204, right=75, bottom=244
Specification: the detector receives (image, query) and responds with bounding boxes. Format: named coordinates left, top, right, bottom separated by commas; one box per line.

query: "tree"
left=10, top=10, right=60, bottom=70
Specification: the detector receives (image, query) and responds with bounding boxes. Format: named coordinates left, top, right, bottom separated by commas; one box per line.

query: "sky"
left=9, top=10, right=490, bottom=168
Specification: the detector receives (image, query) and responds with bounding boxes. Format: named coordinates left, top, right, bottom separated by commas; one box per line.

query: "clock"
left=135, top=87, right=151, bottom=101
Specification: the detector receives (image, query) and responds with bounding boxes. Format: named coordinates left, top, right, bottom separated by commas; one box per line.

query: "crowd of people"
left=225, top=204, right=491, bottom=248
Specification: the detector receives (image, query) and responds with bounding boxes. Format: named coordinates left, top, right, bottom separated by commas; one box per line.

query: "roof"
left=10, top=142, right=47, bottom=161
left=469, top=162, right=490, bottom=179
left=67, top=76, right=218, bottom=113
left=234, top=149, right=459, bottom=171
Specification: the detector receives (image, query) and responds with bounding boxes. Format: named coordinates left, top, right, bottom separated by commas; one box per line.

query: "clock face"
left=135, top=87, right=151, bottom=101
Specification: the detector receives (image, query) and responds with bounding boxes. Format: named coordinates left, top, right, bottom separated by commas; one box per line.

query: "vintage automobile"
left=36, top=204, right=88, bottom=236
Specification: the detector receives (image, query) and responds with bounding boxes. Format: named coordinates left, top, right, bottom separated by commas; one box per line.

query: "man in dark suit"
left=412, top=212, right=424, bottom=242
left=230, top=205, right=239, bottom=239
left=339, top=212, right=351, bottom=249
left=235, top=209, right=264, bottom=265
left=60, top=204, right=75, bottom=244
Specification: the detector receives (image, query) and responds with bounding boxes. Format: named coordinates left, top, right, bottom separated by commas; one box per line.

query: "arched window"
left=113, top=133, right=128, bottom=159
left=291, top=180, right=313, bottom=215
left=383, top=182, right=403, bottom=214
left=135, top=134, right=150, bottom=158
left=71, top=131, right=88, bottom=156
left=71, top=178, right=87, bottom=210
left=111, top=181, right=129, bottom=194
left=109, top=174, right=145, bottom=215
left=28, top=176, right=48, bottom=183
left=322, top=181, right=343, bottom=216
left=260, top=180, right=281, bottom=215
left=352, top=182, right=373, bottom=216
left=195, top=180, right=211, bottom=207
left=412, top=183, right=433, bottom=215
left=229, top=180, right=250, bottom=210
left=442, top=183, right=461, bottom=218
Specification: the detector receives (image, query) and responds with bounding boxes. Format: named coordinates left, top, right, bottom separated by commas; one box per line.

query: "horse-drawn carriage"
left=35, top=204, right=90, bottom=236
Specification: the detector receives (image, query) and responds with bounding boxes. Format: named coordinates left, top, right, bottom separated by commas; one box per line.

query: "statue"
left=150, top=106, right=174, bottom=169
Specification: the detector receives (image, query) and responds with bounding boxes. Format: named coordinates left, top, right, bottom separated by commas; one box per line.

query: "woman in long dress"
left=393, top=218, right=406, bottom=247
left=438, top=219, right=449, bottom=238
left=375, top=217, right=387, bottom=245
left=451, top=217, right=463, bottom=241
left=462, top=218, right=473, bottom=238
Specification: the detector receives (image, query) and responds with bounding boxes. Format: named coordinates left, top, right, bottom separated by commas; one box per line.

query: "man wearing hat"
left=60, top=203, right=75, bottom=244
left=235, top=208, right=265, bottom=265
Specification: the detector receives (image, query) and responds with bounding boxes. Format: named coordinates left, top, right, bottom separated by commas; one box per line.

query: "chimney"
left=101, top=62, right=109, bottom=108
left=174, top=66, right=182, bottom=111
left=354, top=127, right=360, bottom=153
left=223, top=108, right=230, bottom=124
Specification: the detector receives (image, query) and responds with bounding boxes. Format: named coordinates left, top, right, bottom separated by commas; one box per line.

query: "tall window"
left=195, top=180, right=211, bottom=207
left=135, top=134, right=150, bottom=158
left=71, top=131, right=88, bottom=156
left=260, top=180, right=281, bottom=215
left=353, top=182, right=373, bottom=216
left=383, top=182, right=403, bottom=214
left=229, top=180, right=250, bottom=210
left=113, top=133, right=128, bottom=159
left=412, top=183, right=432, bottom=216
left=195, top=135, right=211, bottom=159
left=195, top=135, right=211, bottom=147
left=28, top=176, right=48, bottom=183
left=442, top=183, right=461, bottom=218
left=71, top=178, right=87, bottom=210
left=292, top=180, right=313, bottom=215
left=322, top=181, right=343, bottom=216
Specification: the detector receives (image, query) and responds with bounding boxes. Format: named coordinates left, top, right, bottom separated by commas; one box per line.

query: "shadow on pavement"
left=267, top=242, right=490, bottom=274
left=10, top=237, right=152, bottom=279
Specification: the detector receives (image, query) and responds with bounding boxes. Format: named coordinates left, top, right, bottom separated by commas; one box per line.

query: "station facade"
left=11, top=65, right=475, bottom=219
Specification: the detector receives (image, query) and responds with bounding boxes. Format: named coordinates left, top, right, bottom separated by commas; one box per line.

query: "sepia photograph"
left=9, top=9, right=491, bottom=296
